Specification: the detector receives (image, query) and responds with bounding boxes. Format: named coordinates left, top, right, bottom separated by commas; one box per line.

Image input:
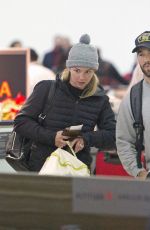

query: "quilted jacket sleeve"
left=14, top=80, right=56, bottom=146
left=82, top=95, right=116, bottom=150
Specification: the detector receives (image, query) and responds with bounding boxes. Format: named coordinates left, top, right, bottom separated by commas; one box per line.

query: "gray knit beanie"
left=66, top=34, right=99, bottom=70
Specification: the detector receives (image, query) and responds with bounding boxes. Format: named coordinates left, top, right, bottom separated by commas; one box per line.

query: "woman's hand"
left=55, top=131, right=69, bottom=148
left=70, top=137, right=85, bottom=153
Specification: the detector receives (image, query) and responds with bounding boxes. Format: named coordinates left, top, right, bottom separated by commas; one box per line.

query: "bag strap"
left=38, top=80, right=57, bottom=124
left=130, top=79, right=144, bottom=168
left=66, top=141, right=77, bottom=158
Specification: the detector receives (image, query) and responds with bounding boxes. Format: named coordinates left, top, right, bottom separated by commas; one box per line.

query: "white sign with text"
left=73, top=177, right=150, bottom=217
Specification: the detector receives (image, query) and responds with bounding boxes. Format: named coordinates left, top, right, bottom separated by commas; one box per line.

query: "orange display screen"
left=0, top=49, right=29, bottom=120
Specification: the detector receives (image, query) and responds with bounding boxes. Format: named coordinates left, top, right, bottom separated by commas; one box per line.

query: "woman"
left=14, top=34, right=116, bottom=171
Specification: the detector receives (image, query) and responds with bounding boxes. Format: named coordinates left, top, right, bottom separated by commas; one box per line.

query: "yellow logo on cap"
left=138, top=33, right=150, bottom=43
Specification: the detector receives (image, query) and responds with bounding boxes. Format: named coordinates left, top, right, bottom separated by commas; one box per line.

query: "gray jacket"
left=116, top=80, right=150, bottom=177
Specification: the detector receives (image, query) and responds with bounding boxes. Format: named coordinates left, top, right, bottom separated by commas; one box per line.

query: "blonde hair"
left=61, top=69, right=99, bottom=98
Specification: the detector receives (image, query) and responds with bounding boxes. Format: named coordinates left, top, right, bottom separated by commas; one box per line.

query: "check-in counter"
left=0, top=174, right=149, bottom=229
left=0, top=121, right=15, bottom=173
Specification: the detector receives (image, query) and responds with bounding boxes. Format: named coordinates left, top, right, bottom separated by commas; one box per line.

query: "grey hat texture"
left=66, top=34, right=99, bottom=70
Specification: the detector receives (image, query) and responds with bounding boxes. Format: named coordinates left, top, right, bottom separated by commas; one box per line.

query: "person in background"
left=127, top=64, right=144, bottom=92
left=27, top=48, right=55, bottom=96
left=116, top=31, right=150, bottom=179
left=58, top=36, right=72, bottom=72
left=42, top=35, right=71, bottom=74
left=14, top=34, right=116, bottom=172
left=96, top=48, right=128, bottom=90
left=9, top=40, right=23, bottom=48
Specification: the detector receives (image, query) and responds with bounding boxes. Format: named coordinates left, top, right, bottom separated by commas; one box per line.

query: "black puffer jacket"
left=14, top=78, right=116, bottom=171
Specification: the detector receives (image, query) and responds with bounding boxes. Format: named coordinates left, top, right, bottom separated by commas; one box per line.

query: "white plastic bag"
left=39, top=142, right=90, bottom=176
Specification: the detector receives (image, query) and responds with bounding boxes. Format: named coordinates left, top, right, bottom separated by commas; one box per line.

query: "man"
left=28, top=48, right=55, bottom=96
left=42, top=36, right=71, bottom=74
left=96, top=48, right=128, bottom=89
left=9, top=40, right=23, bottom=48
left=116, top=31, right=150, bottom=179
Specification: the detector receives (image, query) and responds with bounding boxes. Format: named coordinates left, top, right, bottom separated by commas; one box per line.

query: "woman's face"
left=69, top=67, right=95, bottom=89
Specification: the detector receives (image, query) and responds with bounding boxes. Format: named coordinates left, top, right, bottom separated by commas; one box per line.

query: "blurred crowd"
left=8, top=35, right=141, bottom=115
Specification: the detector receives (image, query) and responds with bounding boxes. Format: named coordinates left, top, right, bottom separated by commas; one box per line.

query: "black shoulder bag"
left=5, top=81, right=56, bottom=171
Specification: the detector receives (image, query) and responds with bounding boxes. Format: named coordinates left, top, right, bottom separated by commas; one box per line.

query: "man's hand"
left=137, top=170, right=148, bottom=180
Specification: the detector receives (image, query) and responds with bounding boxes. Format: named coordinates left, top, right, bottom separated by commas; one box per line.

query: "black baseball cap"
left=132, top=31, right=150, bottom=53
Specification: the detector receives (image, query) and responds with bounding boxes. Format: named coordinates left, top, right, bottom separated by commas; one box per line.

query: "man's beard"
left=140, top=63, right=150, bottom=78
